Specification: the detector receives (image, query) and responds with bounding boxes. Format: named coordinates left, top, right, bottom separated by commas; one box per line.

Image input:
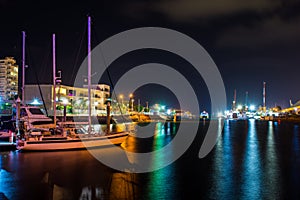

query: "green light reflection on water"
left=146, top=122, right=178, bottom=200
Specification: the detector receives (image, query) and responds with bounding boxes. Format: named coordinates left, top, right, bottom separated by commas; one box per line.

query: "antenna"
left=232, top=89, right=236, bottom=111
left=263, top=81, right=266, bottom=112
left=290, top=99, right=293, bottom=107
left=245, top=91, right=248, bottom=107
left=52, top=34, right=57, bottom=126
left=87, top=16, right=92, bottom=133
left=22, top=31, right=26, bottom=103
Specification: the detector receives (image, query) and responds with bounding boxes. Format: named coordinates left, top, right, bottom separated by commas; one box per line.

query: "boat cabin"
left=20, top=106, right=55, bottom=130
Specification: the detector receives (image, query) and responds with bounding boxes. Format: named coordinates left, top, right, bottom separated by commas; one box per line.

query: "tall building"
left=0, top=57, right=19, bottom=100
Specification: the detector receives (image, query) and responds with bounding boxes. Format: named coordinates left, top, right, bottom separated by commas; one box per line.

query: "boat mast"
left=53, top=34, right=57, bottom=126
left=232, top=89, right=236, bottom=111
left=245, top=91, right=248, bottom=108
left=88, top=16, right=92, bottom=133
left=22, top=31, right=26, bottom=103
left=263, top=81, right=266, bottom=112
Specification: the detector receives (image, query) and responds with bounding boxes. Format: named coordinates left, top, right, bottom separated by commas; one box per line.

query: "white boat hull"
left=16, top=132, right=129, bottom=151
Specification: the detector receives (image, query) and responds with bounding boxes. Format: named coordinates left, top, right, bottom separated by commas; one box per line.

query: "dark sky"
left=1, top=0, right=300, bottom=112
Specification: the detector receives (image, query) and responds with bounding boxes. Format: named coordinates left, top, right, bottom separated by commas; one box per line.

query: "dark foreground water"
left=1, top=119, right=300, bottom=200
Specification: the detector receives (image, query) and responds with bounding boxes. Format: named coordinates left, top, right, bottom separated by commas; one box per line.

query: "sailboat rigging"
left=87, top=16, right=92, bottom=133
left=91, top=21, right=127, bottom=124
left=15, top=16, right=129, bottom=151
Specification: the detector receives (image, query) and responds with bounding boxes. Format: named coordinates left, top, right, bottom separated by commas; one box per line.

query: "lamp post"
left=105, top=98, right=112, bottom=134
left=119, top=94, right=124, bottom=106
left=21, top=31, right=26, bottom=103
left=119, top=94, right=124, bottom=114
left=62, top=99, right=68, bottom=122
left=52, top=34, right=57, bottom=126
left=129, top=93, right=134, bottom=112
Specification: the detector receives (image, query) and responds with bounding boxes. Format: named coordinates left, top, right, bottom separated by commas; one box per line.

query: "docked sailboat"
left=16, top=16, right=129, bottom=151
left=16, top=105, right=130, bottom=151
left=16, top=130, right=129, bottom=151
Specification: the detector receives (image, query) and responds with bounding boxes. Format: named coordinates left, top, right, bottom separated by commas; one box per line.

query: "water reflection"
left=264, top=121, right=280, bottom=199
left=210, top=119, right=235, bottom=199
left=0, top=149, right=135, bottom=199
left=0, top=167, right=15, bottom=200
left=291, top=124, right=300, bottom=197
left=241, top=119, right=262, bottom=199
left=2, top=120, right=300, bottom=199
left=293, top=125, right=300, bottom=158
left=146, top=122, right=177, bottom=200
left=210, top=119, right=282, bottom=199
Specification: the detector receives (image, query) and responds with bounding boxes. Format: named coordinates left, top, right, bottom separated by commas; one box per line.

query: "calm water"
left=1, top=119, right=300, bottom=200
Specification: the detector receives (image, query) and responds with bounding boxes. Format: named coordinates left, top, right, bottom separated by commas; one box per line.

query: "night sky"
left=1, top=0, right=300, bottom=112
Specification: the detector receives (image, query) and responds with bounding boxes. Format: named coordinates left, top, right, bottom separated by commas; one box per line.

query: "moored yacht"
left=16, top=16, right=130, bottom=151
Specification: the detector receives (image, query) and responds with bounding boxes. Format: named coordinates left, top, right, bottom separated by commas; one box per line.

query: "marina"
left=1, top=119, right=300, bottom=199
left=1, top=1, right=300, bottom=199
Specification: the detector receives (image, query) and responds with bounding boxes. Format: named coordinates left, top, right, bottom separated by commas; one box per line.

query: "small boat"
left=20, top=105, right=55, bottom=131
left=200, top=110, right=209, bottom=119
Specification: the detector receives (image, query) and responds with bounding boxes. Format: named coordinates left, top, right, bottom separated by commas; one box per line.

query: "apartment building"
left=0, top=57, right=18, bottom=100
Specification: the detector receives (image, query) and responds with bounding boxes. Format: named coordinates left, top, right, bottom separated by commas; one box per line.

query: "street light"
left=129, top=93, right=134, bottom=112
left=237, top=105, right=243, bottom=110
left=119, top=94, right=124, bottom=105
left=62, top=99, right=68, bottom=122
left=249, top=105, right=255, bottom=111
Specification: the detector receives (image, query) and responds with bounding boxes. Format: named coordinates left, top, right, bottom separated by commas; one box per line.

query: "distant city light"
left=237, top=105, right=243, bottom=110
left=167, top=109, right=171, bottom=115
left=217, top=112, right=223, bottom=118
left=249, top=105, right=255, bottom=111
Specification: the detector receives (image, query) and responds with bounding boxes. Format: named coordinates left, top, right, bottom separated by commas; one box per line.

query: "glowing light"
left=249, top=105, right=255, bottom=111
left=167, top=109, right=171, bottom=115
left=62, top=99, right=68, bottom=105
left=31, top=98, right=41, bottom=105
left=237, top=105, right=242, bottom=110
left=217, top=112, right=223, bottom=118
